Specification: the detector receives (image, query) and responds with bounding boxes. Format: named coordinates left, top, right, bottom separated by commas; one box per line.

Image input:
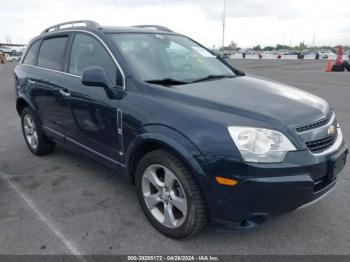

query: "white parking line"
left=0, top=171, right=87, bottom=261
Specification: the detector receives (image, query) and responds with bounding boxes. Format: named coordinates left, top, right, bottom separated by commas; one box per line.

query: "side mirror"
left=81, top=66, right=114, bottom=90
left=81, top=66, right=125, bottom=99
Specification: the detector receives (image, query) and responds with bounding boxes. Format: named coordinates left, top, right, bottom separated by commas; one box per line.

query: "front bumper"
left=209, top=142, right=348, bottom=230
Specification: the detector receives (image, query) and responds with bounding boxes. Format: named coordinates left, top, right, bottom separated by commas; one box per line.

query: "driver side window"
left=69, top=33, right=120, bottom=85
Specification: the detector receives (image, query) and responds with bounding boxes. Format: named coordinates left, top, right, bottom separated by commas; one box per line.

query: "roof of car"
left=32, top=21, right=179, bottom=44
left=102, top=26, right=177, bottom=34
left=40, top=20, right=177, bottom=35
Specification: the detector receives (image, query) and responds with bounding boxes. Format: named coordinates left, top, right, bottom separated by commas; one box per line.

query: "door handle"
left=28, top=79, right=35, bottom=85
left=59, top=90, right=71, bottom=97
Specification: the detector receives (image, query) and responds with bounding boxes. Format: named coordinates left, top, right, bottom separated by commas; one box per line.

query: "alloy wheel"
left=23, top=114, right=38, bottom=149
left=141, top=164, right=188, bottom=228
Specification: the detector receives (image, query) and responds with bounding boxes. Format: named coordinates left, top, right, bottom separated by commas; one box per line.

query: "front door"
left=61, top=33, right=124, bottom=161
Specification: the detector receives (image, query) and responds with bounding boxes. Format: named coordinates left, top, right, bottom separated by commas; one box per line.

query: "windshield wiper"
left=145, top=78, right=188, bottom=86
left=190, top=74, right=235, bottom=83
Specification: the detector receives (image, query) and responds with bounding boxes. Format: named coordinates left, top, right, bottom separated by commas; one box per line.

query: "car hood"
left=167, top=76, right=330, bottom=128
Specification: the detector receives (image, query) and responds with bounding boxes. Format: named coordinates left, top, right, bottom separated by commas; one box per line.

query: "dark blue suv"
left=15, top=20, right=347, bottom=238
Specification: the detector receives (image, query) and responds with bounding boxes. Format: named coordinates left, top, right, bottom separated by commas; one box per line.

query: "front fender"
left=125, top=124, right=211, bottom=199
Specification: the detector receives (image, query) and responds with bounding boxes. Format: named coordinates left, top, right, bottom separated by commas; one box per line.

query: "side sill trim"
left=42, top=126, right=126, bottom=168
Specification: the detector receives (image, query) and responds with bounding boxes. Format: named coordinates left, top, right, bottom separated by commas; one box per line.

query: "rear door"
left=29, top=34, right=71, bottom=136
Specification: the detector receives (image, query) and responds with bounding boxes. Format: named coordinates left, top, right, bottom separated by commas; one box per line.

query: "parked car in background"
left=319, top=50, right=337, bottom=59
left=7, top=54, right=21, bottom=62
left=15, top=20, right=348, bottom=238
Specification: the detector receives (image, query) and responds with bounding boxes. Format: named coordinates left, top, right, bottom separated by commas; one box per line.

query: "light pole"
left=222, top=0, right=226, bottom=48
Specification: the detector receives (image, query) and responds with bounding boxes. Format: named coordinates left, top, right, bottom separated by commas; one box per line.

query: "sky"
left=0, top=0, right=350, bottom=48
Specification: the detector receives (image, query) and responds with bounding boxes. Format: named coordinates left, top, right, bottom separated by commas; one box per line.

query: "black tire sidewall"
left=135, top=151, right=197, bottom=238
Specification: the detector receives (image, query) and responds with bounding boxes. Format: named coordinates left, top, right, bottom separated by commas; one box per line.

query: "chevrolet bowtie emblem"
left=327, top=125, right=336, bottom=135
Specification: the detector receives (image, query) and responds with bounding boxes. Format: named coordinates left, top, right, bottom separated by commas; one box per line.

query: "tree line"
left=220, top=41, right=350, bottom=52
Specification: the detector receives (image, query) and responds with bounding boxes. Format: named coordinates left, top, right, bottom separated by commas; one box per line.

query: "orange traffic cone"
left=325, top=60, right=332, bottom=72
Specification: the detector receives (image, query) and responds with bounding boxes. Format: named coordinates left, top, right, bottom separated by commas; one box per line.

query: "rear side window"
left=37, top=36, right=68, bottom=71
left=69, top=34, right=118, bottom=84
left=22, top=41, right=40, bottom=65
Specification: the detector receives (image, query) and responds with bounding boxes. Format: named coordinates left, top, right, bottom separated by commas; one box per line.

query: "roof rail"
left=41, top=20, right=102, bottom=35
left=132, top=25, right=173, bottom=32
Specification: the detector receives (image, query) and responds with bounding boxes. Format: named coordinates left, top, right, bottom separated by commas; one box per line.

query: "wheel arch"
left=16, top=96, right=35, bottom=116
left=125, top=126, right=210, bottom=201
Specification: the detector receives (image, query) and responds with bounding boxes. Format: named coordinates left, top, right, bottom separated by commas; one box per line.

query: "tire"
left=331, top=64, right=345, bottom=72
left=21, top=107, right=55, bottom=156
left=135, top=149, right=208, bottom=238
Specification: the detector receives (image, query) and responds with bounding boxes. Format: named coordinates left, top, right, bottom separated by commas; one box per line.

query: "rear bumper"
left=209, top=144, right=348, bottom=230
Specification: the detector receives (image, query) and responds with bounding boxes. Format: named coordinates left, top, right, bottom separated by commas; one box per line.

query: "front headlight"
left=228, top=127, right=296, bottom=163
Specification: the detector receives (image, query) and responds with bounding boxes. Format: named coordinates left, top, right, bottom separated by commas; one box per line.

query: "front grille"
left=306, top=134, right=337, bottom=153
left=296, top=117, right=330, bottom=133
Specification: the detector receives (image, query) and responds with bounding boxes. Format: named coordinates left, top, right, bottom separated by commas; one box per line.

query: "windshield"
left=109, top=33, right=235, bottom=83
